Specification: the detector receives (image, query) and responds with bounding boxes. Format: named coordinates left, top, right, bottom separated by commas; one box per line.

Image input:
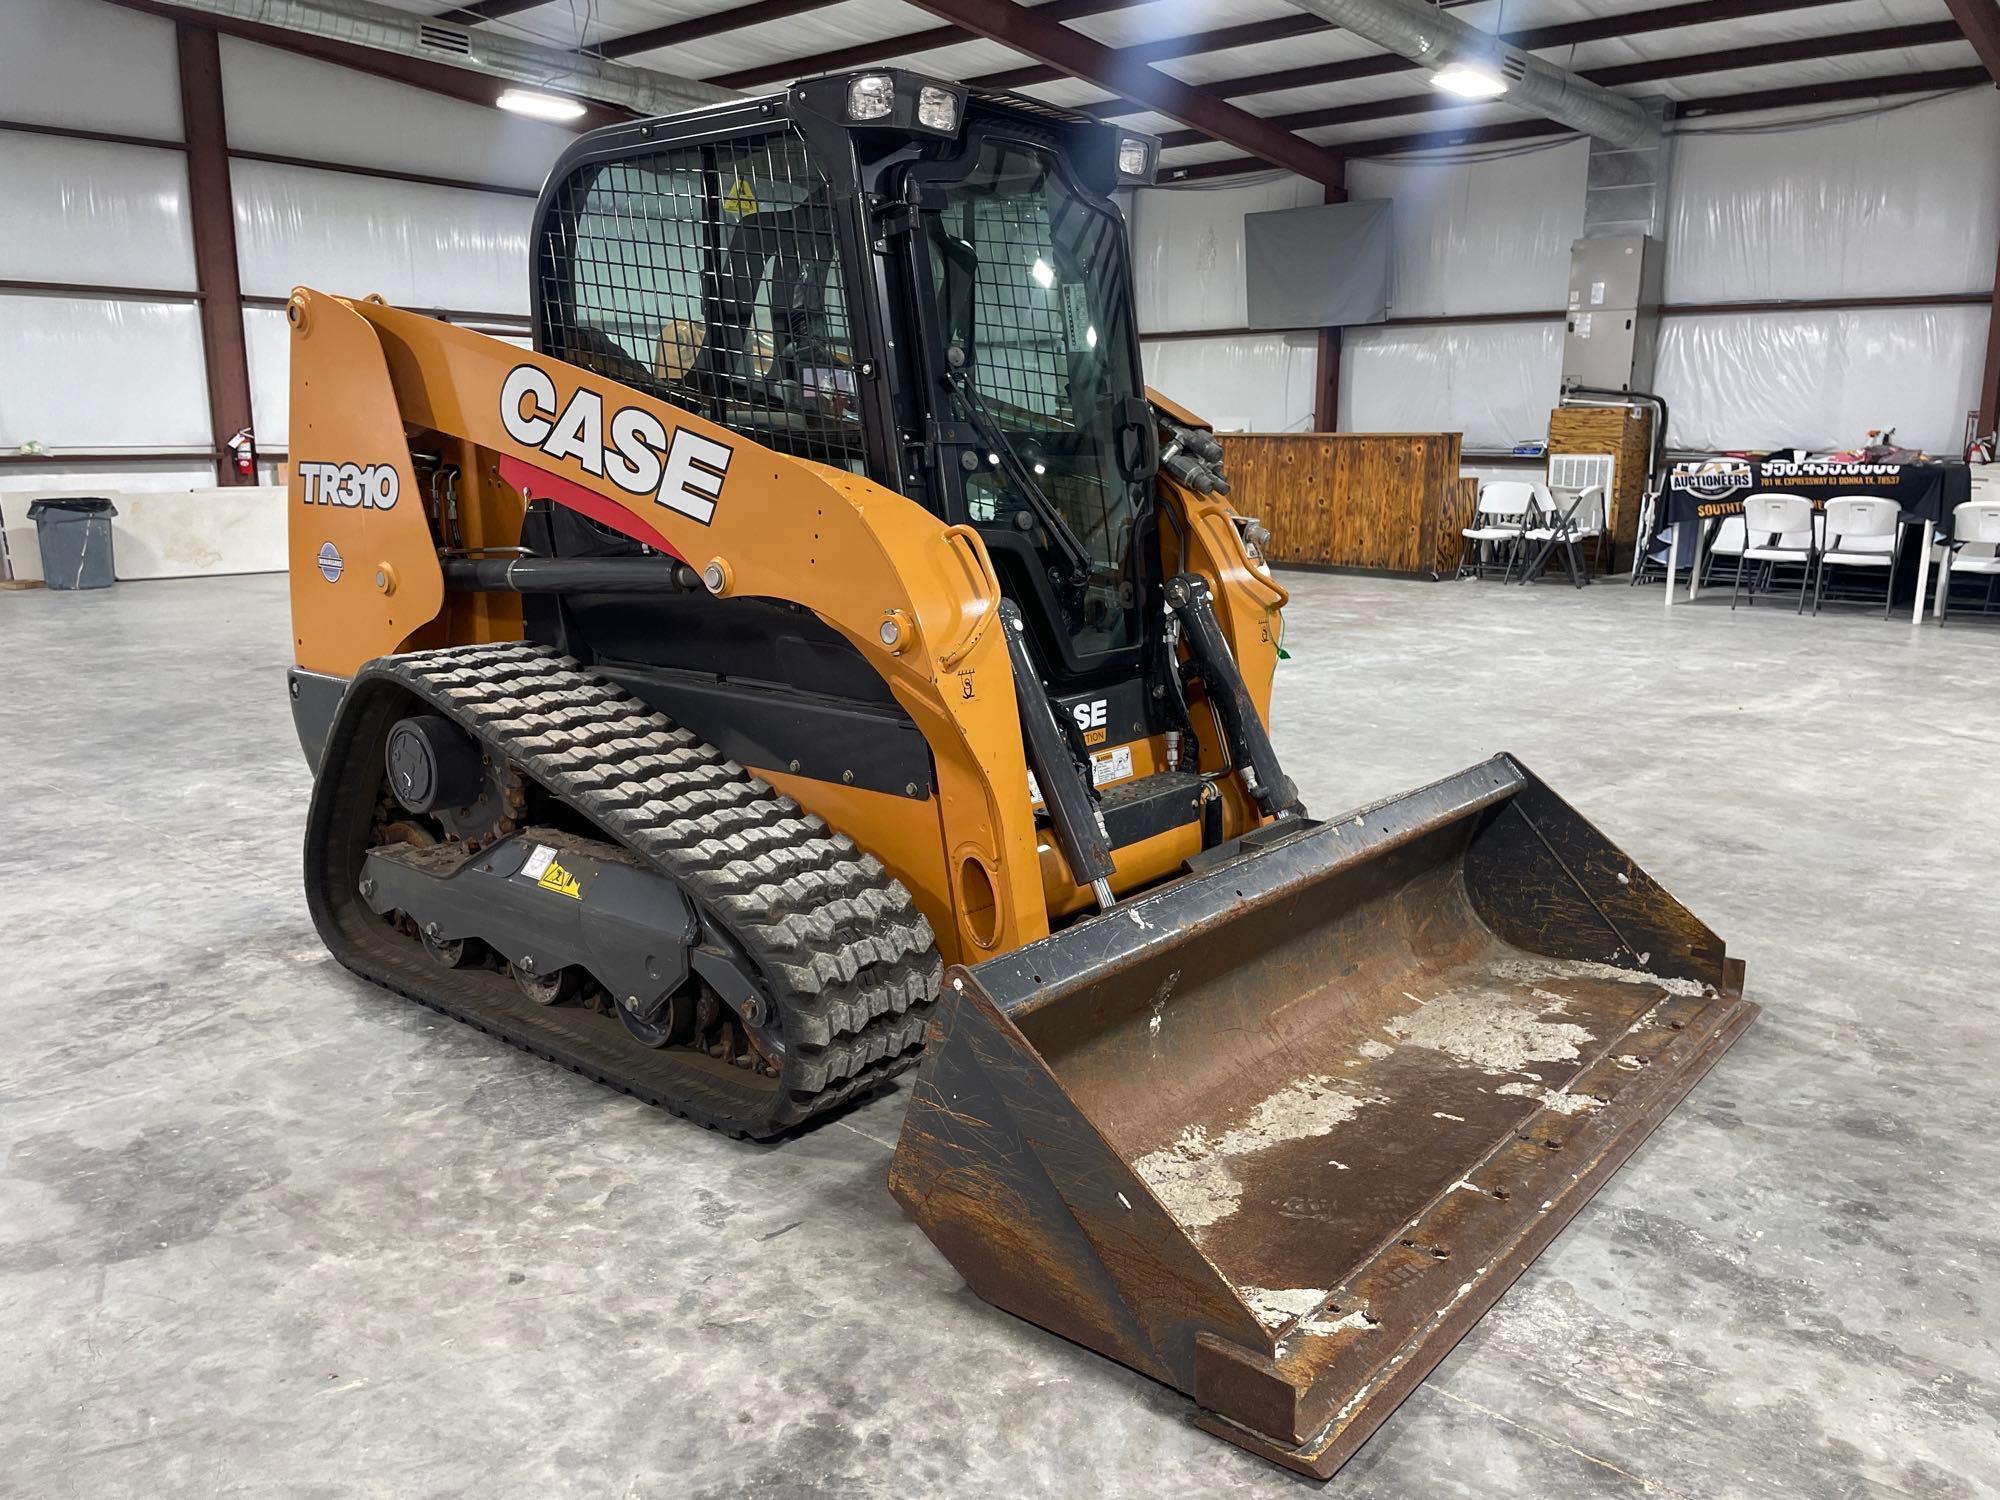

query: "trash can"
left=26, top=497, right=118, bottom=590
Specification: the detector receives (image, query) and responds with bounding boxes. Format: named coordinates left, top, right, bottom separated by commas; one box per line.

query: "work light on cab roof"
left=841, top=70, right=966, bottom=136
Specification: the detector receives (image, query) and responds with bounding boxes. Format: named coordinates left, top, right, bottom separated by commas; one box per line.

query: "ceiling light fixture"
left=1429, top=61, right=1509, bottom=99
left=497, top=88, right=587, bottom=121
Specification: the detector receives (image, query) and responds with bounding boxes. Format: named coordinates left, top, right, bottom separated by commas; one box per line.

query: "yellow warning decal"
left=723, top=178, right=758, bottom=217
left=537, top=858, right=583, bottom=900
left=520, top=844, right=583, bottom=900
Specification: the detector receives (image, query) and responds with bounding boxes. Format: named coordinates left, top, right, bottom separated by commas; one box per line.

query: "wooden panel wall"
left=1218, top=433, right=1470, bottom=576
left=1547, top=405, right=1654, bottom=570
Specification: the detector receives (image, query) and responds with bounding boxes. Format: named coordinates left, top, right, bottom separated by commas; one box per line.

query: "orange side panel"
left=287, top=298, right=445, bottom=674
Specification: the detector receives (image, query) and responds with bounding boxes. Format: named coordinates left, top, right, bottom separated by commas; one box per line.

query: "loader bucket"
left=889, top=754, right=1755, bottom=1479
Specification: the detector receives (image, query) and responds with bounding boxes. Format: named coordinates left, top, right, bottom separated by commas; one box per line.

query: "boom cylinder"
left=440, top=556, right=699, bottom=595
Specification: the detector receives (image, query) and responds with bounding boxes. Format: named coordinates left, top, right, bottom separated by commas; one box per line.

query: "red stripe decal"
left=497, top=454, right=686, bottom=561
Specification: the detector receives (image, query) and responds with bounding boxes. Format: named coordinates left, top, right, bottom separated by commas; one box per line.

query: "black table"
left=1657, top=460, right=1973, bottom=620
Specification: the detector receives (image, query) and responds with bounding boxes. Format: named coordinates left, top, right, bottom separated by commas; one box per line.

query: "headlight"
left=846, top=74, right=894, bottom=121
left=1116, top=136, right=1151, bottom=178
left=917, top=84, right=959, bottom=132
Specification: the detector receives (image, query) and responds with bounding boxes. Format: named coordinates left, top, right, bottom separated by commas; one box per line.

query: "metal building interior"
left=1, top=0, right=1996, bottom=1495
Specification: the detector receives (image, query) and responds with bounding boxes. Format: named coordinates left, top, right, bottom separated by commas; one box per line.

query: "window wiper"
left=950, top=373, right=1093, bottom=585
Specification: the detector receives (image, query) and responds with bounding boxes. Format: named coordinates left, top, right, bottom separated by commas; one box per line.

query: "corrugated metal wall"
left=1132, top=87, right=1999, bottom=457
left=0, top=0, right=570, bottom=497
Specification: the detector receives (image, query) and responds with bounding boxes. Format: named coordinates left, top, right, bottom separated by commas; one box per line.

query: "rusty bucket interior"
left=889, top=754, right=1755, bottom=1479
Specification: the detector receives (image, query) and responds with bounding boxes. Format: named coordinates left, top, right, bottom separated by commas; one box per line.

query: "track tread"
left=333, top=643, right=943, bottom=1136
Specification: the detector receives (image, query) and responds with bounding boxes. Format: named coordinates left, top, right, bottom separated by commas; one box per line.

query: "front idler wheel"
left=618, top=990, right=696, bottom=1050
left=512, top=958, right=582, bottom=1006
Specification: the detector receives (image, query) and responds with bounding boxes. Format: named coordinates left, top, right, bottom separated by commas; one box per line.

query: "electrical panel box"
left=1562, top=235, right=1663, bottom=395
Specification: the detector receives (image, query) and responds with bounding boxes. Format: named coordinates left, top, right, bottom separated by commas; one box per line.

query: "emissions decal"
left=316, top=541, right=344, bottom=583
left=520, top=844, right=584, bottom=900
left=1027, top=744, right=1134, bottom=806
left=500, top=365, right=731, bottom=525
left=299, top=461, right=400, bottom=509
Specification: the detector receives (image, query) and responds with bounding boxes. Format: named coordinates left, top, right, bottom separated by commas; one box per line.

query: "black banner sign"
left=1663, top=460, right=1971, bottom=533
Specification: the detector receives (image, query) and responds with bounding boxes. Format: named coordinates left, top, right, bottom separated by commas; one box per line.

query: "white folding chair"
left=1731, top=492, right=1816, bottom=613
left=1628, top=488, right=1665, bottom=587
left=1520, top=483, right=1604, bottom=587
left=1698, top=514, right=1749, bottom=589
left=1810, top=495, right=1902, bottom=618
left=1937, top=499, right=2000, bottom=624
left=1457, top=481, right=1539, bottom=582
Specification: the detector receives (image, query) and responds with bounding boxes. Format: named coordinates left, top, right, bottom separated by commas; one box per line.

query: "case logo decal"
left=501, top=364, right=732, bottom=525
left=300, top=461, right=400, bottom=509
left=1071, top=696, right=1109, bottom=746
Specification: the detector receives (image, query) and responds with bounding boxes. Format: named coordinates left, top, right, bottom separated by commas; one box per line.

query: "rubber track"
left=330, top=641, right=941, bottom=1137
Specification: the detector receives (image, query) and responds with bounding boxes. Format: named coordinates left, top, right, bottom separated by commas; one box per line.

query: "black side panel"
left=596, top=663, right=933, bottom=799
left=561, top=593, right=899, bottom=706
left=519, top=501, right=931, bottom=798
left=289, top=667, right=349, bottom=771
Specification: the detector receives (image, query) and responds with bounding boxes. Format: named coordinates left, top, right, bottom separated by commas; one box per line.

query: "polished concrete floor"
left=1, top=570, right=1995, bottom=1499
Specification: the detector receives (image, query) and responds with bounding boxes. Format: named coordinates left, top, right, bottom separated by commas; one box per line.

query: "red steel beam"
left=175, top=23, right=256, bottom=488
left=705, top=0, right=1144, bottom=90
left=1161, top=63, right=1991, bottom=181
left=1943, top=0, right=2000, bottom=83
left=711, top=23, right=971, bottom=87
left=110, top=1, right=634, bottom=131
left=1153, top=21, right=1962, bottom=151
left=1981, top=235, right=2000, bottom=434
left=1083, top=0, right=1845, bottom=119
left=893, top=0, right=1347, bottom=187
left=591, top=0, right=855, bottom=61
left=431, top=0, right=547, bottom=24
left=1313, top=182, right=1341, bottom=433
left=1674, top=64, right=1990, bottom=116
left=975, top=0, right=1483, bottom=93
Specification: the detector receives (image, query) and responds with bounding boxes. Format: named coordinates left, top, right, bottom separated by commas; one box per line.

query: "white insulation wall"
left=0, top=0, right=572, bottom=502
left=1, top=0, right=197, bottom=481
left=221, top=37, right=563, bottom=452
left=1130, top=89, right=1999, bottom=456
left=1133, top=175, right=1324, bottom=431
left=1657, top=89, right=1998, bottom=452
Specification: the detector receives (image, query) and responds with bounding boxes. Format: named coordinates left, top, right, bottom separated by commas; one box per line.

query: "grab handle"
left=938, top=524, right=1001, bottom=670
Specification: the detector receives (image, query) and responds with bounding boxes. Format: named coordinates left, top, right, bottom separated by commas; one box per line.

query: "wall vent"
left=416, top=22, right=473, bottom=57
left=1548, top=452, right=1615, bottom=498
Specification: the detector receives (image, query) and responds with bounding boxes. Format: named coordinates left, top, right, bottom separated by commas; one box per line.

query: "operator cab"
left=528, top=73, right=1163, bottom=690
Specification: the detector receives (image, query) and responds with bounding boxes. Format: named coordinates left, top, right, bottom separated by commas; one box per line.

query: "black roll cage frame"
left=527, top=74, right=1164, bottom=691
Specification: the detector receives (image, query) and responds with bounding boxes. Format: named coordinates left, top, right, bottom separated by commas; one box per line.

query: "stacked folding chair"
left=1456, top=481, right=1539, bottom=582
left=1519, top=484, right=1605, bottom=588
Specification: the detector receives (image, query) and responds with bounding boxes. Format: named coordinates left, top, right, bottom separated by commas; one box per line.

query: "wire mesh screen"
left=535, top=128, right=863, bottom=470
left=967, top=196, right=1070, bottom=428
left=932, top=138, right=1139, bottom=623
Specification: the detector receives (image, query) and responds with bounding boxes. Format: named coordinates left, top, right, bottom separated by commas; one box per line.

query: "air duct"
left=1276, top=0, right=1658, bottom=147
left=160, top=0, right=738, bottom=117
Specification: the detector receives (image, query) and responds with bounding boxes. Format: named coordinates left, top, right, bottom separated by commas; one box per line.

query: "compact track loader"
left=286, top=73, right=1755, bottom=1478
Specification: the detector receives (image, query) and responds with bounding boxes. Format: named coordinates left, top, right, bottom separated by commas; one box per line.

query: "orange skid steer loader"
left=285, top=73, right=1755, bottom=1478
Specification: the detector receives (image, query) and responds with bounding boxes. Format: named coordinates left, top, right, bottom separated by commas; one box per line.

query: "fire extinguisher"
left=227, top=427, right=257, bottom=481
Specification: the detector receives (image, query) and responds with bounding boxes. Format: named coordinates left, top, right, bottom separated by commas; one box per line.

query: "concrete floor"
left=2, top=570, right=1996, bottom=1499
